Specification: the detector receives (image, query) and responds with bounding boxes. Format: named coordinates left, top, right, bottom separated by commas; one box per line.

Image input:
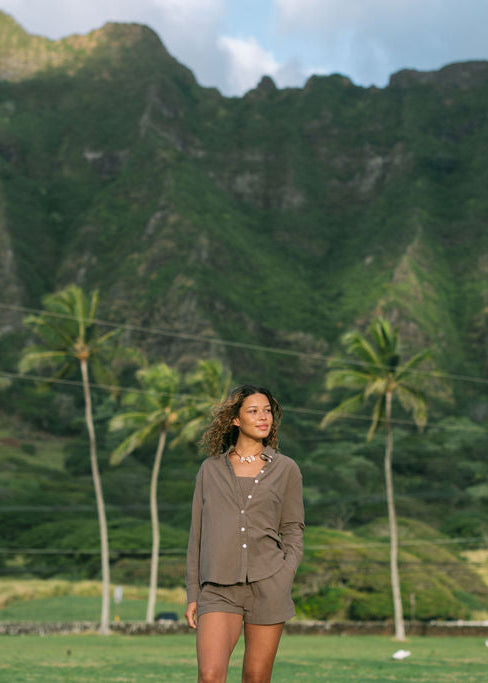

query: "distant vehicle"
left=155, top=611, right=179, bottom=622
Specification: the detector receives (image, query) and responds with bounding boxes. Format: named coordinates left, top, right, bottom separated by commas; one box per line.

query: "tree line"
left=19, top=284, right=441, bottom=640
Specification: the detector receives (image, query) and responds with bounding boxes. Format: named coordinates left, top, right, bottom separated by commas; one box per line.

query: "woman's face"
left=233, top=393, right=273, bottom=440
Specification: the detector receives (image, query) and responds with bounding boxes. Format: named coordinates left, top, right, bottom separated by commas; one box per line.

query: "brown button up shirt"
left=186, top=445, right=305, bottom=603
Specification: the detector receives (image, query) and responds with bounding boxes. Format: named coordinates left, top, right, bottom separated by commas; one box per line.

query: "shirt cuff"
left=186, top=585, right=199, bottom=603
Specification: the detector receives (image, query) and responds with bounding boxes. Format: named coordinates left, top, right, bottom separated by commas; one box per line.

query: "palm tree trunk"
left=146, top=430, right=167, bottom=623
left=385, top=390, right=405, bottom=641
left=80, top=358, right=111, bottom=635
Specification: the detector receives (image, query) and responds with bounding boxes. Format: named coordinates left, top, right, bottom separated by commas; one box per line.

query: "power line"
left=305, top=537, right=487, bottom=550
left=0, top=369, right=197, bottom=402
left=0, top=539, right=485, bottom=555
left=2, top=300, right=488, bottom=387
left=0, top=302, right=325, bottom=361
left=0, top=537, right=485, bottom=554
left=0, top=486, right=475, bottom=511
left=0, top=547, right=183, bottom=556
left=0, top=504, right=190, bottom=512
left=2, top=368, right=488, bottom=433
left=0, top=369, right=422, bottom=427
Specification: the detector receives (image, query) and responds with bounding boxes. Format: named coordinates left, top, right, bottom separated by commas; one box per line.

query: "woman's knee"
left=242, top=665, right=273, bottom=683
left=198, top=663, right=228, bottom=682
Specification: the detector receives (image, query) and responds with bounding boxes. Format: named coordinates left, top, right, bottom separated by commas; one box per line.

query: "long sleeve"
left=278, top=462, right=305, bottom=573
left=185, top=466, right=204, bottom=603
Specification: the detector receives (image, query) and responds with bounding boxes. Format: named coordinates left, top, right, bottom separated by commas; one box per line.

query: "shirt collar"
left=222, top=444, right=279, bottom=461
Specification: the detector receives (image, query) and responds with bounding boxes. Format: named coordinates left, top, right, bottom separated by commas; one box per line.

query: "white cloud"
left=275, top=0, right=488, bottom=86
left=217, top=36, right=279, bottom=94
left=1, top=0, right=224, bottom=39
left=217, top=36, right=313, bottom=95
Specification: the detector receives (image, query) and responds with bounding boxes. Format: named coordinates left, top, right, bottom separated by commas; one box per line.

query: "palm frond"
left=364, top=377, right=388, bottom=399
left=88, top=289, right=99, bottom=322
left=367, top=397, right=385, bottom=441
left=71, top=285, right=88, bottom=341
left=326, top=368, right=370, bottom=391
left=320, top=392, right=364, bottom=429
left=91, top=328, right=122, bottom=354
left=109, top=411, right=151, bottom=432
left=23, top=315, right=74, bottom=349
left=137, top=363, right=180, bottom=399
left=396, top=385, right=427, bottom=430
left=342, top=331, right=382, bottom=371
left=370, top=317, right=393, bottom=351
left=396, top=348, right=431, bottom=382
left=110, top=423, right=157, bottom=465
left=19, top=349, right=71, bottom=374
left=171, top=415, right=210, bottom=446
left=187, top=359, right=232, bottom=400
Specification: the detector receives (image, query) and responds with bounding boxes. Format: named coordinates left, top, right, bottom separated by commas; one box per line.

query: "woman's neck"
left=234, top=435, right=263, bottom=455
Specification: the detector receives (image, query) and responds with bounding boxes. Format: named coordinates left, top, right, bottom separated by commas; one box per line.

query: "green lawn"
left=0, top=635, right=487, bottom=682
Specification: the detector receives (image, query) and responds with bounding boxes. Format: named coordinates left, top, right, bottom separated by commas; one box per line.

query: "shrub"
left=295, top=586, right=350, bottom=620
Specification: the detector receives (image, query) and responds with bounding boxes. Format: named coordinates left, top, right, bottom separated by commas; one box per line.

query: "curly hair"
left=200, top=384, right=282, bottom=457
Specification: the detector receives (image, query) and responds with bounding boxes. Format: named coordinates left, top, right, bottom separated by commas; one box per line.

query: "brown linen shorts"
left=197, top=562, right=296, bottom=625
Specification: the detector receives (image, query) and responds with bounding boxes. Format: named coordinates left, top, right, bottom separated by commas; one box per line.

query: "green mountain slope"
left=1, top=9, right=488, bottom=402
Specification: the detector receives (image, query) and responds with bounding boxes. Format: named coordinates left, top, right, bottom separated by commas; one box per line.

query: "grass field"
left=0, top=581, right=186, bottom=622
left=1, top=585, right=488, bottom=681
left=0, top=634, right=487, bottom=682
left=0, top=595, right=186, bottom=622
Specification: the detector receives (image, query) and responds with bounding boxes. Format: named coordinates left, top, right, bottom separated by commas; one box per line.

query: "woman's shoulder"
left=266, top=447, right=301, bottom=474
left=198, top=454, right=225, bottom=471
left=281, top=455, right=302, bottom=475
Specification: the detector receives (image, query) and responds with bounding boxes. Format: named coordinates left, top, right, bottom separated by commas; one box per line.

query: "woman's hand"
left=185, top=601, right=198, bottom=629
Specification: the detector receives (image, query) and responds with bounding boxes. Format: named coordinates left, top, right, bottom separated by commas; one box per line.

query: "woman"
left=185, top=384, right=304, bottom=682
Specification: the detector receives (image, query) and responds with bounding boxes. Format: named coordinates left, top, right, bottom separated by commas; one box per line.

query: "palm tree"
left=109, top=358, right=231, bottom=623
left=109, top=363, right=182, bottom=624
left=176, top=359, right=232, bottom=445
left=321, top=317, right=429, bottom=641
left=19, top=284, right=121, bottom=635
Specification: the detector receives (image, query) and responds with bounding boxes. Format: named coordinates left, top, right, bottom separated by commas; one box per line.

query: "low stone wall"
left=0, top=620, right=189, bottom=635
left=2, top=619, right=488, bottom=636
left=285, top=620, right=488, bottom=637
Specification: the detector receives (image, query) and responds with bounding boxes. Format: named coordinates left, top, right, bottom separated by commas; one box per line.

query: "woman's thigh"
left=242, top=622, right=284, bottom=682
left=196, top=612, right=243, bottom=681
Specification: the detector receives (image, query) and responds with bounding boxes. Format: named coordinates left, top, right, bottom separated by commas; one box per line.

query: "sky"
left=1, top=0, right=487, bottom=96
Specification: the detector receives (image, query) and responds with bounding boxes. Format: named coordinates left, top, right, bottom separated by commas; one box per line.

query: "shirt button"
left=240, top=509, right=245, bottom=514
left=242, top=544, right=247, bottom=549
left=247, top=494, right=252, bottom=499
left=260, top=469, right=264, bottom=473
left=241, top=527, right=245, bottom=532
left=254, top=479, right=259, bottom=483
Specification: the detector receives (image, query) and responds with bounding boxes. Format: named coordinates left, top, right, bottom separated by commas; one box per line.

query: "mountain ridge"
left=0, top=10, right=180, bottom=83
left=0, top=11, right=488, bottom=406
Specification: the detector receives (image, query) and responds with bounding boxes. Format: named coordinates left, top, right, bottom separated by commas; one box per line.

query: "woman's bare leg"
left=197, top=612, right=243, bottom=682
left=241, top=622, right=284, bottom=682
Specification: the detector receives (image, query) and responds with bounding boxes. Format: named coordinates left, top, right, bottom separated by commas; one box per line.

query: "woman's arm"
left=278, top=462, right=305, bottom=573
left=186, top=465, right=204, bottom=604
